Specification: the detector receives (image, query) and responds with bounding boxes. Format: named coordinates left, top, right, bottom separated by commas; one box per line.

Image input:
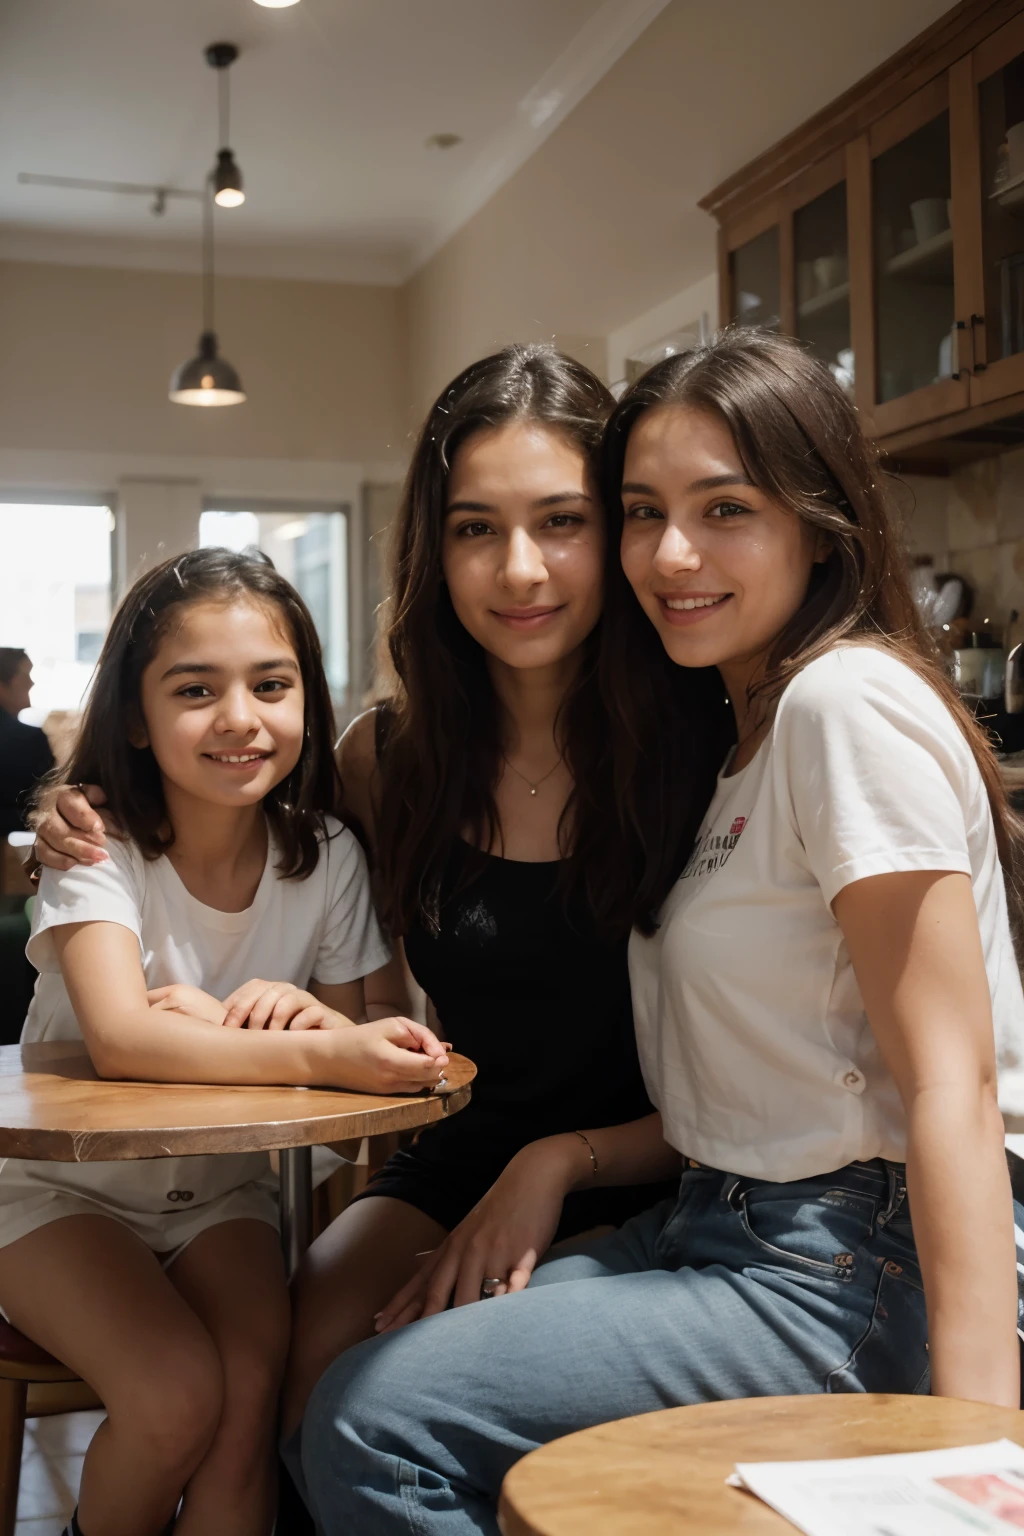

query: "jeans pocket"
left=735, top=1183, right=879, bottom=1279
left=826, top=1261, right=928, bottom=1394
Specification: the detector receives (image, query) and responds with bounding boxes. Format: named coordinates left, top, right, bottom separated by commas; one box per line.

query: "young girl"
left=0, top=548, right=447, bottom=1536
left=297, top=330, right=1024, bottom=1536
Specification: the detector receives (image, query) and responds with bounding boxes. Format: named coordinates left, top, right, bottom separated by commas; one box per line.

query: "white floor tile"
left=14, top=1518, right=67, bottom=1536
left=15, top=1453, right=71, bottom=1521
left=28, top=1412, right=103, bottom=1457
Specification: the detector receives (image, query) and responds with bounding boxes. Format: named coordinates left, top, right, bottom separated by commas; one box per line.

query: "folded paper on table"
left=732, top=1438, right=1024, bottom=1535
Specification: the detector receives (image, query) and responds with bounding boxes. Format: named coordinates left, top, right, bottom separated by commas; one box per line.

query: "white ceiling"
left=0, top=0, right=669, bottom=284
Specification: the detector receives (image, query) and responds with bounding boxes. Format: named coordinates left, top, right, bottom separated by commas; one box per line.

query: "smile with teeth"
left=204, top=752, right=270, bottom=763
left=663, top=595, right=729, bottom=610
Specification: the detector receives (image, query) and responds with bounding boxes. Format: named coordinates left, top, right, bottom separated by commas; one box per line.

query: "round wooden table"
left=498, top=1395, right=1024, bottom=1535
left=0, top=1041, right=475, bottom=1273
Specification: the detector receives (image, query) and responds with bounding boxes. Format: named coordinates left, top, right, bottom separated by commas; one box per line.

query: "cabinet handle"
left=970, top=313, right=986, bottom=373
left=951, top=319, right=968, bottom=380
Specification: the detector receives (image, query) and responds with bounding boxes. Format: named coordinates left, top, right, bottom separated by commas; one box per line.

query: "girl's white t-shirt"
left=26, top=813, right=390, bottom=1044
left=628, top=645, right=1024, bottom=1181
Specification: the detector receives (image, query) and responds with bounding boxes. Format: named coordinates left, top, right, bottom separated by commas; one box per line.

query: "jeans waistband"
left=681, top=1156, right=907, bottom=1221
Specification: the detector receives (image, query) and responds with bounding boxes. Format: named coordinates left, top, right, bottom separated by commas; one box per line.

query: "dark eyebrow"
left=446, top=490, right=591, bottom=516
left=621, top=474, right=755, bottom=496
left=160, top=658, right=300, bottom=681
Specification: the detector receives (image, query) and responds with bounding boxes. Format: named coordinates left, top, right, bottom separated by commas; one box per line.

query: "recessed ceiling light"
left=254, top=0, right=300, bottom=7
left=424, top=133, right=463, bottom=151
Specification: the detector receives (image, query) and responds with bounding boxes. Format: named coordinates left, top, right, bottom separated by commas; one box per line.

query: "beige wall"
left=0, top=260, right=406, bottom=463
left=403, top=0, right=954, bottom=417
left=903, top=461, right=1024, bottom=630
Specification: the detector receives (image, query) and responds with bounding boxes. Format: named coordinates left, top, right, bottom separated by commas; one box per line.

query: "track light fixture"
left=206, top=43, right=245, bottom=209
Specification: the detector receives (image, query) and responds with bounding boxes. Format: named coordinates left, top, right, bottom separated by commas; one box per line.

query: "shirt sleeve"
left=26, top=839, right=145, bottom=973
left=775, top=649, right=975, bottom=908
left=312, top=823, right=392, bottom=985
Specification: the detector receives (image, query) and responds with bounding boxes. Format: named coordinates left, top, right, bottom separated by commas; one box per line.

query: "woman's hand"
left=147, top=985, right=227, bottom=1027
left=374, top=1135, right=580, bottom=1332
left=221, top=979, right=354, bottom=1032
left=326, top=1016, right=449, bottom=1096
left=33, top=784, right=115, bottom=871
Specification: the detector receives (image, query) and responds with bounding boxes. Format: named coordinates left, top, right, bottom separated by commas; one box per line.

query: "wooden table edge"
left=0, top=1083, right=472, bottom=1162
left=496, top=1395, right=1024, bottom=1536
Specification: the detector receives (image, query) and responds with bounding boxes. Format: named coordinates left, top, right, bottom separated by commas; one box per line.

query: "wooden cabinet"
left=701, top=0, right=1024, bottom=466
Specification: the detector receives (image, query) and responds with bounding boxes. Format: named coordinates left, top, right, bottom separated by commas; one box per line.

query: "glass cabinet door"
left=872, top=110, right=955, bottom=405
left=729, top=227, right=780, bottom=329
left=794, top=180, right=852, bottom=394
left=972, top=30, right=1024, bottom=403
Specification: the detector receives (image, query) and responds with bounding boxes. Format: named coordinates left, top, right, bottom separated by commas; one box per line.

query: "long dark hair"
left=377, top=342, right=637, bottom=938
left=601, top=327, right=1024, bottom=933
left=48, top=547, right=341, bottom=879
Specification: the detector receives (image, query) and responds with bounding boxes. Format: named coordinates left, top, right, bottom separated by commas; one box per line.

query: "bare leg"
left=0, top=1215, right=222, bottom=1536
left=283, top=1196, right=446, bottom=1439
left=167, top=1219, right=289, bottom=1536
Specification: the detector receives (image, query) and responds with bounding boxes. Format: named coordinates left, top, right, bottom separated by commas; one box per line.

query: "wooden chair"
left=0, top=1320, right=99, bottom=1536
left=498, top=1394, right=1024, bottom=1536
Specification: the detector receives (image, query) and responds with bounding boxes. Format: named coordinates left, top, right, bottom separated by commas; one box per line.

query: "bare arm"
left=53, top=921, right=447, bottom=1094
left=833, top=868, right=1018, bottom=1408
left=376, top=1113, right=679, bottom=1329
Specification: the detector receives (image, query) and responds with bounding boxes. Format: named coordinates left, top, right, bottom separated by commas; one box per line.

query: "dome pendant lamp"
left=207, top=43, right=245, bottom=208
left=169, top=177, right=246, bottom=406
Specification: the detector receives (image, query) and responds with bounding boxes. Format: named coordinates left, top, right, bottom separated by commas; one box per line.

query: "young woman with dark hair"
left=7, top=548, right=446, bottom=1536
left=299, top=329, right=1024, bottom=1536
left=32, top=348, right=690, bottom=1451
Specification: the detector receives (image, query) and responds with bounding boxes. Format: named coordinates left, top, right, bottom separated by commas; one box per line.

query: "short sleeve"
left=312, top=822, right=391, bottom=985
left=27, top=839, right=145, bottom=973
left=775, top=648, right=975, bottom=908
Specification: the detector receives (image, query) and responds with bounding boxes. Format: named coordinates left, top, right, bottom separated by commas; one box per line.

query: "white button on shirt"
left=629, top=647, right=1024, bottom=1182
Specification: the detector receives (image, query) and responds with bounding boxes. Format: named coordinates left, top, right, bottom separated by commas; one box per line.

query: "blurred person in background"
left=0, top=649, right=54, bottom=836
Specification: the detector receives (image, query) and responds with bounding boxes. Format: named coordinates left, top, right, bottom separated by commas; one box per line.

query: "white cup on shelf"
left=1007, top=120, right=1024, bottom=176
left=909, top=197, right=949, bottom=244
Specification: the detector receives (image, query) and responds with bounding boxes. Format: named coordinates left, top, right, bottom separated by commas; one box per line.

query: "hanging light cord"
left=202, top=176, right=215, bottom=334
left=218, top=67, right=230, bottom=150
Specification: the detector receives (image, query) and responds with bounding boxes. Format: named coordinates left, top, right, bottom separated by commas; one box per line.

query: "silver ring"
left=480, top=1276, right=504, bottom=1299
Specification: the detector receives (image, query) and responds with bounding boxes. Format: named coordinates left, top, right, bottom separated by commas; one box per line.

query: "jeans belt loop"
left=879, top=1161, right=906, bottom=1227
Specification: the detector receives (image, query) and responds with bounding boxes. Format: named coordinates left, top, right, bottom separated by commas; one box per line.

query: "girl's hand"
left=326, top=1016, right=449, bottom=1096
left=33, top=784, right=116, bottom=871
left=147, top=984, right=227, bottom=1027
left=221, top=979, right=352, bottom=1032
left=374, top=1137, right=577, bottom=1332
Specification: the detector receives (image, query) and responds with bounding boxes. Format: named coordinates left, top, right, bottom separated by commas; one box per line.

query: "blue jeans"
left=301, top=1158, right=950, bottom=1534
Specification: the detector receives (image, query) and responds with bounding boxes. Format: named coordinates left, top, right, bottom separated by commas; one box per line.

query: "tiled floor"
left=15, top=1410, right=103, bottom=1536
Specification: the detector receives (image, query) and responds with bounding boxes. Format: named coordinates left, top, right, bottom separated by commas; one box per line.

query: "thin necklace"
left=502, top=754, right=563, bottom=797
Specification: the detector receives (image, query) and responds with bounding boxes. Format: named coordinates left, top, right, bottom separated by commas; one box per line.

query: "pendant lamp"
left=169, top=177, right=246, bottom=406
left=206, top=44, right=245, bottom=208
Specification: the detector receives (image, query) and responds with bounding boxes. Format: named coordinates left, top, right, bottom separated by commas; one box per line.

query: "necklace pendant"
left=530, top=787, right=537, bottom=796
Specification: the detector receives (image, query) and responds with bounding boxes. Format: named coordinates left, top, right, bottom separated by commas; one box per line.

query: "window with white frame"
left=0, top=501, right=114, bottom=749
left=199, top=506, right=349, bottom=713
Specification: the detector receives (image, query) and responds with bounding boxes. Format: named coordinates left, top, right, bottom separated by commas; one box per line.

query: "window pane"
left=794, top=180, right=853, bottom=394
left=0, top=504, right=113, bottom=736
left=731, top=228, right=781, bottom=330
left=873, top=111, right=954, bottom=403
left=199, top=510, right=349, bottom=710
left=979, top=51, right=1024, bottom=366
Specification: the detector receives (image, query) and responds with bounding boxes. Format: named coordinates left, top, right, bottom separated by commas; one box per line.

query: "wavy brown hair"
left=600, top=327, right=1024, bottom=934
left=45, top=548, right=341, bottom=879
left=376, top=343, right=645, bottom=938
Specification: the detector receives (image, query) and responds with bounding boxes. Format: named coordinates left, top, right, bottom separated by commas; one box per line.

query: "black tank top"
left=403, top=840, right=654, bottom=1164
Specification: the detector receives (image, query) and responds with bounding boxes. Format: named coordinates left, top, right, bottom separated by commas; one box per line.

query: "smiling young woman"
left=298, top=331, right=1024, bottom=1536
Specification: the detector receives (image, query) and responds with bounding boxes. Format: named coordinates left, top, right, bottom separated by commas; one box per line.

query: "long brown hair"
left=46, top=548, right=341, bottom=879
left=600, top=327, right=1024, bottom=933
left=377, top=343, right=640, bottom=938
